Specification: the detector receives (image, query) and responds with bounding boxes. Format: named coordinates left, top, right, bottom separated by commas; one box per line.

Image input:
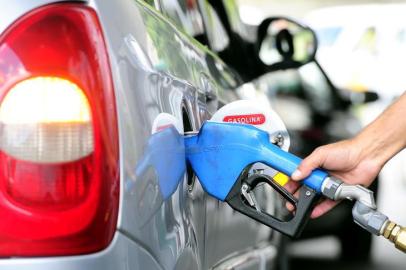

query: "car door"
left=97, top=0, right=277, bottom=268
left=95, top=0, right=259, bottom=269
left=194, top=2, right=280, bottom=268
left=157, top=0, right=267, bottom=266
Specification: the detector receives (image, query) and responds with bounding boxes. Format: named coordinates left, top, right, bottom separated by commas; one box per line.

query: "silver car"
left=0, top=0, right=279, bottom=269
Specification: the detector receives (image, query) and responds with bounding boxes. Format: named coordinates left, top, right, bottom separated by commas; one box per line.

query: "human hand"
left=285, top=138, right=382, bottom=218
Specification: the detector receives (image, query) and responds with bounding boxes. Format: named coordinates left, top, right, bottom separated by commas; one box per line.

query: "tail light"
left=0, top=4, right=119, bottom=256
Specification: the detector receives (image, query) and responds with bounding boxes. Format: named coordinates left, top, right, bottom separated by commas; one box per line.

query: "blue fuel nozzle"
left=185, top=121, right=328, bottom=201
left=185, top=121, right=329, bottom=237
left=185, top=121, right=400, bottom=245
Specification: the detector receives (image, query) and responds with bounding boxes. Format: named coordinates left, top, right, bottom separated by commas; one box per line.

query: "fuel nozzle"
left=183, top=100, right=406, bottom=252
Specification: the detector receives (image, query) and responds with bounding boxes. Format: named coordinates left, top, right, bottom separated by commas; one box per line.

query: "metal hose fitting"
left=322, top=177, right=406, bottom=253
left=382, top=220, right=406, bottom=253
left=352, top=201, right=388, bottom=235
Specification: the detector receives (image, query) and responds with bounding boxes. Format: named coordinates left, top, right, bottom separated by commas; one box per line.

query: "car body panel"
left=0, top=0, right=276, bottom=269
left=0, top=232, right=162, bottom=270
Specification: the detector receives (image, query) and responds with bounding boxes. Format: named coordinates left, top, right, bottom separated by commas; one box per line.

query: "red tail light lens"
left=0, top=4, right=119, bottom=256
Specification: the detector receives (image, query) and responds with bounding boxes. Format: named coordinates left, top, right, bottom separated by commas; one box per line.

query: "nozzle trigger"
left=226, top=170, right=319, bottom=238
left=241, top=183, right=261, bottom=212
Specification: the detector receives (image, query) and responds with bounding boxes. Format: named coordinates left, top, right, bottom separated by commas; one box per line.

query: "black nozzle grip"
left=225, top=174, right=319, bottom=238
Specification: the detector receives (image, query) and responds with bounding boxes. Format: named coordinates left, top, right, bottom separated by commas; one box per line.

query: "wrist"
left=354, top=127, right=396, bottom=169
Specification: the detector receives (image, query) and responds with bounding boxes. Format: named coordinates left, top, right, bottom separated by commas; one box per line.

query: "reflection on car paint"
left=126, top=125, right=185, bottom=199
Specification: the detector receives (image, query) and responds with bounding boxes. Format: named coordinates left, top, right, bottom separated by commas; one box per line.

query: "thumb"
left=291, top=147, right=327, bottom=181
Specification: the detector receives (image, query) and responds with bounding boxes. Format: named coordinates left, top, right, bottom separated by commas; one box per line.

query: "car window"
left=159, top=0, right=205, bottom=39
left=299, top=62, right=334, bottom=114
left=252, top=62, right=335, bottom=116
left=222, top=0, right=250, bottom=41
left=143, top=0, right=157, bottom=8
left=200, top=1, right=230, bottom=52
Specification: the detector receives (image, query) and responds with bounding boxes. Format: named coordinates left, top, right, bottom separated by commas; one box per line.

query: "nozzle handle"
left=226, top=173, right=320, bottom=237
left=254, top=139, right=328, bottom=193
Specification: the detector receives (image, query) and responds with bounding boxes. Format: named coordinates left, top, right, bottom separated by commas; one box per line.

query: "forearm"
left=355, top=91, right=406, bottom=167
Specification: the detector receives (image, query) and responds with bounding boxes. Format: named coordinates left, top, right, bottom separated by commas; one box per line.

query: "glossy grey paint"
left=0, top=0, right=277, bottom=269
left=0, top=232, right=162, bottom=270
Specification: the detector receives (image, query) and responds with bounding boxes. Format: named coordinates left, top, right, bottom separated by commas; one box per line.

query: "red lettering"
left=223, top=114, right=265, bottom=125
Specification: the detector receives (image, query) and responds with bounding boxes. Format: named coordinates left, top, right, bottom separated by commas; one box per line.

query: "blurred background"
left=234, top=0, right=406, bottom=269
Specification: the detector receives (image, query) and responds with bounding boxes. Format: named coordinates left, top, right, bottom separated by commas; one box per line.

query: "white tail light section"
left=0, top=76, right=93, bottom=163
